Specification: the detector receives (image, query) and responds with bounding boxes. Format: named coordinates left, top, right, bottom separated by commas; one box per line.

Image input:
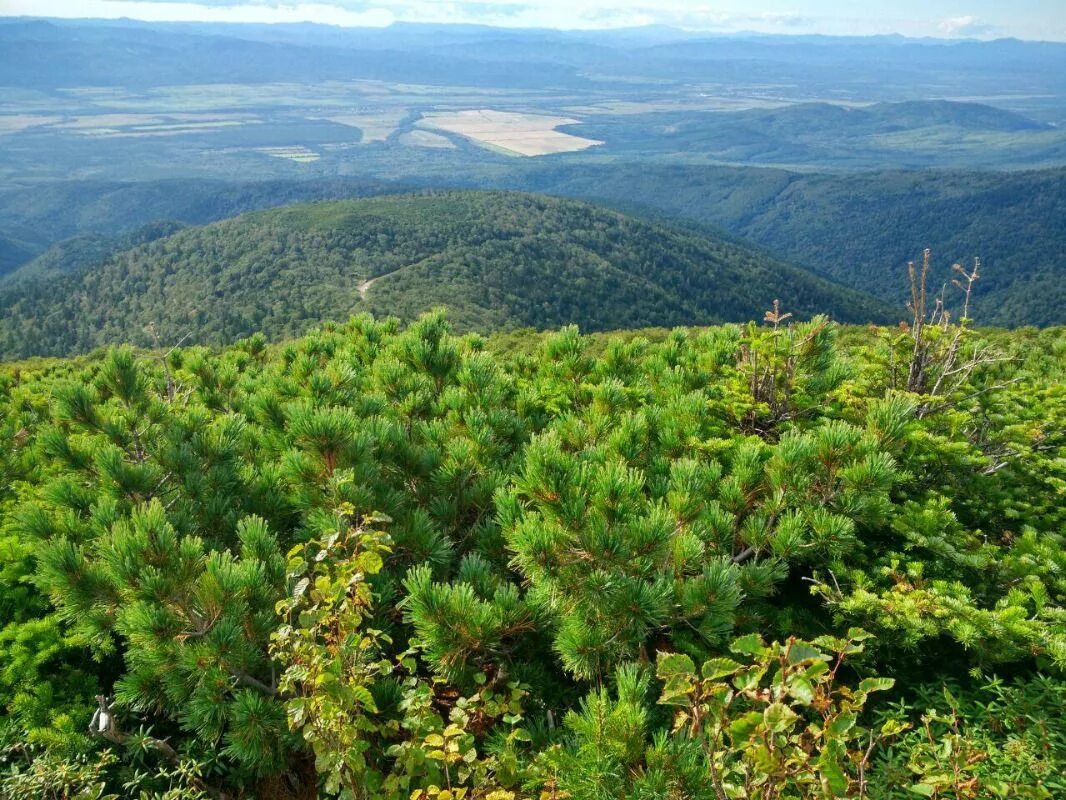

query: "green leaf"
left=846, top=627, right=874, bottom=642
left=357, top=551, right=384, bottom=575
left=730, top=633, right=767, bottom=656
left=733, top=664, right=767, bottom=692
left=880, top=718, right=909, bottom=737
left=763, top=702, right=799, bottom=733
left=942, top=685, right=960, bottom=711
left=351, top=684, right=378, bottom=712
left=827, top=711, right=856, bottom=736
left=729, top=711, right=764, bottom=742
left=858, top=677, right=895, bottom=695
left=657, top=651, right=697, bottom=679
left=701, top=657, right=742, bottom=680
left=511, top=727, right=532, bottom=742
left=787, top=675, right=815, bottom=703
left=813, top=635, right=846, bottom=652
left=657, top=651, right=697, bottom=703
left=818, top=750, right=849, bottom=796
left=787, top=641, right=825, bottom=664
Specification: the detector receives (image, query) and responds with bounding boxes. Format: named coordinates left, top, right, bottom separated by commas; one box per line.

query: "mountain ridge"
left=0, top=191, right=893, bottom=360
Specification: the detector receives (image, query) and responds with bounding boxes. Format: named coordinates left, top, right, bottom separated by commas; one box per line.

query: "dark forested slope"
left=0, top=232, right=35, bottom=277
left=0, top=176, right=402, bottom=275
left=0, top=191, right=890, bottom=359
left=509, top=164, right=1066, bottom=327
left=2, top=221, right=187, bottom=285
left=5, top=164, right=1060, bottom=327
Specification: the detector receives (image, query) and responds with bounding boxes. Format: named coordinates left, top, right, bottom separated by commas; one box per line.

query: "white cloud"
left=0, top=0, right=763, bottom=30
left=0, top=0, right=1045, bottom=39
left=1, top=0, right=825, bottom=33
left=2, top=0, right=396, bottom=26
left=938, top=15, right=996, bottom=37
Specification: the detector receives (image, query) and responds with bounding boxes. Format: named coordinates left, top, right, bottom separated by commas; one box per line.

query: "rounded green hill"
left=0, top=191, right=892, bottom=359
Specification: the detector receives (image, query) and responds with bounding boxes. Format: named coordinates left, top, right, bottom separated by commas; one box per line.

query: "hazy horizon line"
left=3, top=14, right=1063, bottom=45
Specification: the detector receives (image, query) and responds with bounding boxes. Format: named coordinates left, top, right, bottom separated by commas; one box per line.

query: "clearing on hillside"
left=418, top=109, right=603, bottom=156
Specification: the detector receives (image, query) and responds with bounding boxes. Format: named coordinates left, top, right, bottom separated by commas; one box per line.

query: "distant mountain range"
left=3, top=18, right=1066, bottom=102
left=0, top=191, right=891, bottom=359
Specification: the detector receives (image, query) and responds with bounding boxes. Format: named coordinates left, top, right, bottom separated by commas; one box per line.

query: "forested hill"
left=505, top=164, right=1066, bottom=327
left=0, top=232, right=35, bottom=276
left=0, top=191, right=891, bottom=359
left=0, top=176, right=405, bottom=276
left=3, top=167, right=1063, bottom=327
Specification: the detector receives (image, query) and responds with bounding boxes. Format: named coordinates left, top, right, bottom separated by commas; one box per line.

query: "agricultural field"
left=253, top=145, right=320, bottom=162
left=1, top=22, right=1065, bottom=182
left=418, top=109, right=603, bottom=156
left=318, top=109, right=408, bottom=142
left=0, top=113, right=62, bottom=133
left=398, top=128, right=456, bottom=149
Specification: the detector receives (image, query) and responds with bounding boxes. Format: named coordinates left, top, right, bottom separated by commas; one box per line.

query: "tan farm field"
left=318, top=110, right=408, bottom=142
left=418, top=109, right=602, bottom=156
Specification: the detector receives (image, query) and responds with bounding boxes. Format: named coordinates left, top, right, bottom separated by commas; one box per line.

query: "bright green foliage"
left=736, top=310, right=848, bottom=433
left=544, top=664, right=660, bottom=800
left=654, top=630, right=902, bottom=798
left=402, top=558, right=536, bottom=683
left=540, top=631, right=1055, bottom=799
left=271, top=503, right=535, bottom=800
left=871, top=675, right=1066, bottom=799
left=271, top=504, right=394, bottom=798
left=0, top=747, right=119, bottom=800
left=0, top=311, right=1064, bottom=798
left=38, top=501, right=289, bottom=775
left=497, top=321, right=897, bottom=679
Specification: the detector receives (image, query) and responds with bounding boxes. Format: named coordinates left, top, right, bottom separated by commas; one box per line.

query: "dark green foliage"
left=0, top=232, right=36, bottom=278
left=870, top=675, right=1066, bottom=798
left=509, top=164, right=1066, bottom=326
left=0, top=192, right=890, bottom=359
left=3, top=162, right=1064, bottom=328
left=0, top=176, right=402, bottom=277
left=1, top=221, right=186, bottom=285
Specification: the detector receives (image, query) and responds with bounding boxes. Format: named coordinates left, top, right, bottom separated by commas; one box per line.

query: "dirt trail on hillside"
left=358, top=255, right=435, bottom=300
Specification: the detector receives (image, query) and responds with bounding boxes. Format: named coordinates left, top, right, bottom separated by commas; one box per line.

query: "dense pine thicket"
left=0, top=192, right=891, bottom=360
left=1, top=306, right=1064, bottom=799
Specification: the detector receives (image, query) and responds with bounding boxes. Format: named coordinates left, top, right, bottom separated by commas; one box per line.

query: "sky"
left=1, top=0, right=1064, bottom=41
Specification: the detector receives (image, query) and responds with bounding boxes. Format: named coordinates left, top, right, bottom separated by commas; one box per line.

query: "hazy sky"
left=3, top=0, right=1065, bottom=41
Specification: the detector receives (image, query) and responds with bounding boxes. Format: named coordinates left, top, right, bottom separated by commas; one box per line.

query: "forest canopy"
left=0, top=192, right=891, bottom=360
left=1, top=302, right=1064, bottom=799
